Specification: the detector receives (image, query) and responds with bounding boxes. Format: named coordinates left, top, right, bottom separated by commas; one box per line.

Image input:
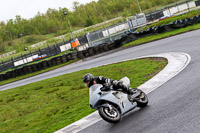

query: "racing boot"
left=127, top=88, right=137, bottom=95
left=128, top=88, right=142, bottom=102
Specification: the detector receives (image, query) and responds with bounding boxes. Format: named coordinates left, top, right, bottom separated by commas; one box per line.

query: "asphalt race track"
left=78, top=30, right=200, bottom=133
left=1, top=29, right=200, bottom=133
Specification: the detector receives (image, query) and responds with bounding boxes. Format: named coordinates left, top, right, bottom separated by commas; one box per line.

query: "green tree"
left=85, top=18, right=94, bottom=27
left=0, top=0, right=181, bottom=46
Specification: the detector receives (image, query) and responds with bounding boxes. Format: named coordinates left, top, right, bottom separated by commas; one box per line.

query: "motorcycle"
left=89, top=77, right=148, bottom=123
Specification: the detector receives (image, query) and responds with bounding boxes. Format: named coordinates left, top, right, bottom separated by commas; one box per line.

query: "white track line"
left=55, top=52, right=191, bottom=133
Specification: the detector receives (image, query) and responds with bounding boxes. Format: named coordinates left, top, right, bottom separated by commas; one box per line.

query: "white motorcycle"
left=89, top=77, right=148, bottom=123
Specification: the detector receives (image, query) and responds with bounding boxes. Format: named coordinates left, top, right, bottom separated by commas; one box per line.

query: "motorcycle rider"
left=83, top=73, right=134, bottom=94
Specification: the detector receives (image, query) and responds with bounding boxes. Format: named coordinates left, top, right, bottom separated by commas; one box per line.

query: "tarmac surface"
left=1, top=29, right=200, bottom=133
left=78, top=29, right=200, bottom=133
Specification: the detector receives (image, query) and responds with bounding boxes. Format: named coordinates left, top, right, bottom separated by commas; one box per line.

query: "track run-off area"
left=1, top=29, right=200, bottom=133
left=56, top=52, right=191, bottom=133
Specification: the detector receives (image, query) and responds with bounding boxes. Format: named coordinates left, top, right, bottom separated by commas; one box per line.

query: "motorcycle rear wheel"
left=136, top=90, right=148, bottom=108
left=98, top=104, right=121, bottom=123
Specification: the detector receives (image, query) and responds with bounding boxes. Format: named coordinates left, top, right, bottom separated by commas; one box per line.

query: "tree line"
left=0, top=0, right=179, bottom=46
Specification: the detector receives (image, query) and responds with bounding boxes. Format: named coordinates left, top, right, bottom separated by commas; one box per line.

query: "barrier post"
left=176, top=3, right=180, bottom=12
left=150, top=13, right=153, bottom=21
left=168, top=7, right=172, bottom=16
left=86, top=33, right=91, bottom=47
left=20, top=54, right=24, bottom=64
left=39, top=48, right=42, bottom=55
left=24, top=53, right=28, bottom=63
left=30, top=50, right=34, bottom=61
left=107, top=28, right=113, bottom=42
left=186, top=1, right=190, bottom=11
left=54, top=45, right=58, bottom=54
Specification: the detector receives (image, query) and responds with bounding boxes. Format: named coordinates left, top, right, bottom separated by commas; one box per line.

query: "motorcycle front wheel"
left=98, top=104, right=121, bottom=123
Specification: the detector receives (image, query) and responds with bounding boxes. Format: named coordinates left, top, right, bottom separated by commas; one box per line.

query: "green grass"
left=0, top=57, right=167, bottom=133
left=0, top=59, right=79, bottom=86
left=124, top=20, right=200, bottom=47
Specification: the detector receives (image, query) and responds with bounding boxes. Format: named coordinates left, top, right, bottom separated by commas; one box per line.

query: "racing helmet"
left=83, top=73, right=94, bottom=87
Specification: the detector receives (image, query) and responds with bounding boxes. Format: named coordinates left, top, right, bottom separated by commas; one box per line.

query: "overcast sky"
left=0, top=0, right=98, bottom=22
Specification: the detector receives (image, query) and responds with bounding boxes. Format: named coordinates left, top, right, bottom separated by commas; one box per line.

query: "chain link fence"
left=145, top=0, right=198, bottom=22
left=86, top=0, right=200, bottom=48
left=86, top=22, right=129, bottom=47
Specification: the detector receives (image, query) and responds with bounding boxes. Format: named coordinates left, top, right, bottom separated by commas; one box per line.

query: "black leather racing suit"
left=90, top=76, right=128, bottom=92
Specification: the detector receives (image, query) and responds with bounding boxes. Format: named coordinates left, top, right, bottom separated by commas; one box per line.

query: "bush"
left=85, top=18, right=94, bottom=27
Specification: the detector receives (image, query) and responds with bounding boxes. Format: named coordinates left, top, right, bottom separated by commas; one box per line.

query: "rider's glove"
left=113, top=80, right=118, bottom=86
left=100, top=83, right=110, bottom=91
left=117, top=81, right=123, bottom=88
left=117, top=81, right=128, bottom=91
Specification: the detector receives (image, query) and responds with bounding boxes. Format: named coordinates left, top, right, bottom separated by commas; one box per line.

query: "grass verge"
left=124, top=22, right=200, bottom=47
left=0, top=57, right=167, bottom=133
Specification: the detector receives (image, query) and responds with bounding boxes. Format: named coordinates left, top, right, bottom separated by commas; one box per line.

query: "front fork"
left=101, top=103, right=113, bottom=110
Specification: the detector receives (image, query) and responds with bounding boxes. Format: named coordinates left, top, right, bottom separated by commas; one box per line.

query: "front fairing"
left=89, top=84, right=103, bottom=109
left=89, top=84, right=137, bottom=114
